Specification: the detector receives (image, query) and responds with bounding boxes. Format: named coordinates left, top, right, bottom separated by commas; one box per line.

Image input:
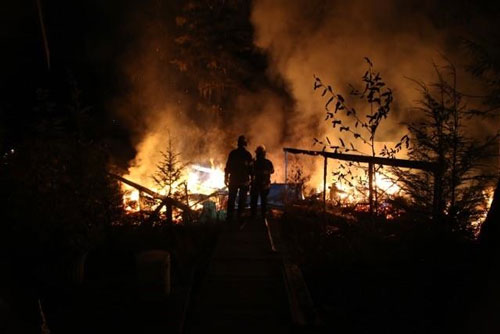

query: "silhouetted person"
left=225, top=135, right=253, bottom=221
left=251, top=145, right=274, bottom=219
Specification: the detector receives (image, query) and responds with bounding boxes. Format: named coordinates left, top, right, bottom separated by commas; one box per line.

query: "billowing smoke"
left=250, top=0, right=499, bottom=185
left=251, top=0, right=449, bottom=139
left=110, top=1, right=295, bottom=187
left=113, top=0, right=497, bottom=189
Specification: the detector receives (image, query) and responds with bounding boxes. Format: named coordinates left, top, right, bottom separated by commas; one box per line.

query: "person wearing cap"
left=224, top=135, right=253, bottom=221
left=251, top=145, right=274, bottom=219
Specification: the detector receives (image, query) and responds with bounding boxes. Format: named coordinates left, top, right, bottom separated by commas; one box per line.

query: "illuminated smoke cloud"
left=114, top=0, right=496, bottom=188
left=250, top=0, right=451, bottom=140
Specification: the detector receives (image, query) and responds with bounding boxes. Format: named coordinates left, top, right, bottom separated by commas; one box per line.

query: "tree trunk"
left=166, top=203, right=173, bottom=225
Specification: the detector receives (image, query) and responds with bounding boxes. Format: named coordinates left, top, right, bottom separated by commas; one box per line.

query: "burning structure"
left=3, top=1, right=500, bottom=333
left=101, top=0, right=498, bottom=230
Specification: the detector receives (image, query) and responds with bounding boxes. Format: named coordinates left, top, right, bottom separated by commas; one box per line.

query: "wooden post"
left=284, top=150, right=288, bottom=204
left=285, top=150, right=288, bottom=184
left=368, top=162, right=374, bottom=216
left=138, top=191, right=143, bottom=211
left=166, top=203, right=173, bottom=225
left=323, top=156, right=327, bottom=213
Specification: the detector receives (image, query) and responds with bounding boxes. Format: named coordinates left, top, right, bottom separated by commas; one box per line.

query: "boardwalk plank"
left=185, top=219, right=291, bottom=333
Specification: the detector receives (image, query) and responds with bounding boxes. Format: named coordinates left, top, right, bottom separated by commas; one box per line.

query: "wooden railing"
left=283, top=148, right=441, bottom=219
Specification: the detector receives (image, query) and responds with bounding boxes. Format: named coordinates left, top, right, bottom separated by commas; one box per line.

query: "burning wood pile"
left=113, top=163, right=228, bottom=225
left=111, top=149, right=495, bottom=229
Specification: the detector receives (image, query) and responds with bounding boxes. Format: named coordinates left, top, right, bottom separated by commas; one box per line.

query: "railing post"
left=285, top=150, right=288, bottom=184
left=323, top=155, right=327, bottom=213
left=284, top=150, right=288, bottom=204
left=368, top=162, right=374, bottom=216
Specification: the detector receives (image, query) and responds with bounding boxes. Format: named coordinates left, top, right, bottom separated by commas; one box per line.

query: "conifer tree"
left=152, top=135, right=187, bottom=224
left=394, top=62, right=498, bottom=232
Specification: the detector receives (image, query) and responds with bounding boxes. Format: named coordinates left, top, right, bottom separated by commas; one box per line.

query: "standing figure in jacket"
left=225, top=135, right=253, bottom=221
left=251, top=145, right=274, bottom=219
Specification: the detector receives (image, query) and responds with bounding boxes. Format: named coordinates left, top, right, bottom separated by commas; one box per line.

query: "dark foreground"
left=185, top=219, right=290, bottom=333
left=3, top=208, right=500, bottom=333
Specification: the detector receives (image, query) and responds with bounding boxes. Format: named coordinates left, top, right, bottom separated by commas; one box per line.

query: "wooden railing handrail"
left=283, top=147, right=437, bottom=171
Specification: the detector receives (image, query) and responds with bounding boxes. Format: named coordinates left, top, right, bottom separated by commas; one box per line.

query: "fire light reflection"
left=471, top=188, right=495, bottom=234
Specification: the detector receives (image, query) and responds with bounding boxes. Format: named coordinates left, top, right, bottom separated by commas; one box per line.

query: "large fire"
left=122, top=162, right=226, bottom=214
left=119, top=145, right=495, bottom=227
left=316, top=171, right=401, bottom=200
left=187, top=164, right=225, bottom=194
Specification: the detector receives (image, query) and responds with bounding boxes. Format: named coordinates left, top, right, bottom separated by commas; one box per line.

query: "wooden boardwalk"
left=185, top=218, right=291, bottom=333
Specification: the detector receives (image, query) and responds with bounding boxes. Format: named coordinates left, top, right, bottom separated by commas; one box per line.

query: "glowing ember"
left=471, top=187, right=496, bottom=233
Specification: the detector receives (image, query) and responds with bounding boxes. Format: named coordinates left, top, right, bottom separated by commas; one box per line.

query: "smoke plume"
left=113, top=0, right=497, bottom=188
left=250, top=0, right=500, bottom=185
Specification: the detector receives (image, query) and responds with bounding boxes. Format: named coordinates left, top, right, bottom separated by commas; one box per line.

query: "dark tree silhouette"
left=393, top=62, right=498, bottom=233
left=171, top=0, right=259, bottom=123
left=0, top=80, right=123, bottom=291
